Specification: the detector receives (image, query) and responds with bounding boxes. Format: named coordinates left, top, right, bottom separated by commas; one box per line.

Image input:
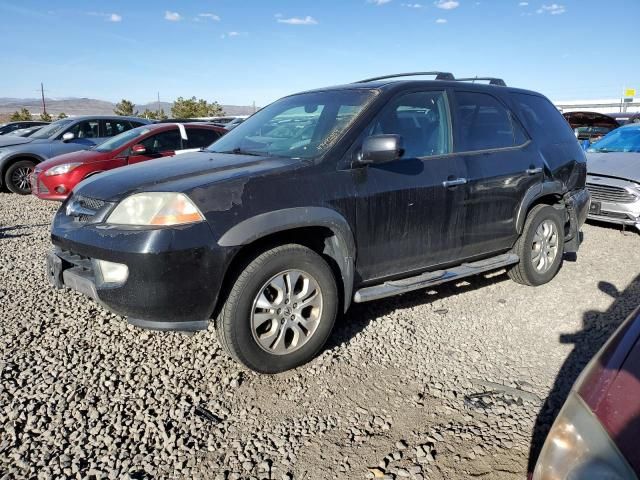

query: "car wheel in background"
left=508, top=204, right=565, bottom=286
left=216, top=244, right=338, bottom=373
left=5, top=160, right=36, bottom=195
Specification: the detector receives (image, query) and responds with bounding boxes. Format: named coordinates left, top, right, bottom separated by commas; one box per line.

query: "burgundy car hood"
left=578, top=306, right=640, bottom=472
left=37, top=149, right=109, bottom=170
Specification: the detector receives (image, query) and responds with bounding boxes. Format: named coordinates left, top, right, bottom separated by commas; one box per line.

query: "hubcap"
left=531, top=219, right=558, bottom=273
left=11, top=166, right=33, bottom=192
left=250, top=269, right=323, bottom=355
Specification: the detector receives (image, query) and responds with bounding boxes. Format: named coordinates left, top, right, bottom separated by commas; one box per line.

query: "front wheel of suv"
left=215, top=244, right=338, bottom=373
left=5, top=160, right=36, bottom=195
left=508, top=204, right=565, bottom=286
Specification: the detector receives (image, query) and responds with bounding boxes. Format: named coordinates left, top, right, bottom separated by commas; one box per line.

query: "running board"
left=353, top=253, right=519, bottom=303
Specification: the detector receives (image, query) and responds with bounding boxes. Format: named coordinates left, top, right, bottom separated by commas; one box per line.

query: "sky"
left=0, top=0, right=638, bottom=107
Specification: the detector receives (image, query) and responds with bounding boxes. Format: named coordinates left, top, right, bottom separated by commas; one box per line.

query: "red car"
left=32, top=123, right=226, bottom=201
left=533, top=305, right=640, bottom=479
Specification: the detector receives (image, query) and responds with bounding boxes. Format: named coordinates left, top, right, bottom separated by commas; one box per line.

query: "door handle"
left=442, top=178, right=468, bottom=188
left=526, top=167, right=543, bottom=175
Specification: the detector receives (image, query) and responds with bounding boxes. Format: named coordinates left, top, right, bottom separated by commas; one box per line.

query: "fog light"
left=97, top=260, right=129, bottom=284
left=55, top=186, right=67, bottom=194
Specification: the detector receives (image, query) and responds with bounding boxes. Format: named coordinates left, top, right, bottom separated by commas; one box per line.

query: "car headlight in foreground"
left=44, top=162, right=83, bottom=176
left=533, top=392, right=636, bottom=480
left=106, top=192, right=205, bottom=226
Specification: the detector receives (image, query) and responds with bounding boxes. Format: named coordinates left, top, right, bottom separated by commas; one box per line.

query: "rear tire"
left=508, top=204, right=565, bottom=286
left=216, top=244, right=338, bottom=373
left=5, top=160, right=36, bottom=195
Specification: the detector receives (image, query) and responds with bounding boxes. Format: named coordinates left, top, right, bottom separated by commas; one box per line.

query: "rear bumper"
left=564, top=188, right=590, bottom=253
left=49, top=209, right=233, bottom=331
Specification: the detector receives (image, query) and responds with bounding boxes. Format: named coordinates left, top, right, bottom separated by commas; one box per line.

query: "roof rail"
left=354, top=72, right=455, bottom=83
left=456, top=77, right=507, bottom=87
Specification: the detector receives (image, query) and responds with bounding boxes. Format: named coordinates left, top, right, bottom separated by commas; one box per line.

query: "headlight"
left=106, top=192, right=205, bottom=226
left=45, top=162, right=83, bottom=176
left=533, top=392, right=636, bottom=480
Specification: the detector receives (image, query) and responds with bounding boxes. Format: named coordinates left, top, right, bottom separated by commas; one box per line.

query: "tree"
left=40, top=112, right=52, bottom=122
left=10, top=108, right=32, bottom=121
left=57, top=112, right=68, bottom=119
left=171, top=96, right=224, bottom=118
left=113, top=99, right=138, bottom=116
left=140, top=108, right=168, bottom=120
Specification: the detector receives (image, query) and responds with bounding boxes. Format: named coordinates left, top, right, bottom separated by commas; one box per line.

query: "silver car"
left=0, top=115, right=150, bottom=194
left=586, top=123, right=640, bottom=231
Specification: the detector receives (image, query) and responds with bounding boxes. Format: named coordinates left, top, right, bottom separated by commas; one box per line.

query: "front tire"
left=216, top=244, right=338, bottom=373
left=5, top=160, right=36, bottom=195
left=508, top=204, right=565, bottom=286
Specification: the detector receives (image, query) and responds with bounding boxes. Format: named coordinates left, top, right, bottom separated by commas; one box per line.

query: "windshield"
left=588, top=126, right=640, bottom=153
left=30, top=119, right=74, bottom=139
left=208, top=89, right=376, bottom=159
left=94, top=126, right=152, bottom=152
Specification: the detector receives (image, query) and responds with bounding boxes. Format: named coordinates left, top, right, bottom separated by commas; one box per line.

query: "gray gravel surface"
left=1, top=193, right=639, bottom=479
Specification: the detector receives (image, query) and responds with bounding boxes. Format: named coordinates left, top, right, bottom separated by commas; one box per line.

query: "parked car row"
left=0, top=120, right=49, bottom=136
left=0, top=115, right=229, bottom=195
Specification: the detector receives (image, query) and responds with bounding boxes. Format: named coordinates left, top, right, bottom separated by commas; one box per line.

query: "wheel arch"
left=0, top=153, right=45, bottom=187
left=218, top=207, right=356, bottom=313
left=516, top=182, right=565, bottom=234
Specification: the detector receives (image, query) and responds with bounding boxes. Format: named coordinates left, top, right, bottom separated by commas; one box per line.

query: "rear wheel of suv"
left=508, top=204, right=565, bottom=286
left=5, top=160, right=36, bottom=195
left=216, top=244, right=338, bottom=373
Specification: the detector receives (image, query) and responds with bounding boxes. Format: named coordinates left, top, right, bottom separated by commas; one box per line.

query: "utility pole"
left=252, top=100, right=256, bottom=113
left=157, top=92, right=161, bottom=114
left=41, top=82, right=47, bottom=116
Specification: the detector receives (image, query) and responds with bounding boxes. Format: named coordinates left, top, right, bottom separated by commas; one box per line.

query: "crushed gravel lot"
left=1, top=192, right=639, bottom=480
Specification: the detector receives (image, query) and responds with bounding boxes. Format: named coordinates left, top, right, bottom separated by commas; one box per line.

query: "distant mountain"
left=0, top=97, right=257, bottom=118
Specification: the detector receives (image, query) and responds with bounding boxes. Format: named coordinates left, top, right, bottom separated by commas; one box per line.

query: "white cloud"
left=518, top=1, right=529, bottom=5
left=368, top=0, right=392, bottom=5
left=434, top=0, right=459, bottom=9
left=88, top=12, right=122, bottom=22
left=436, top=18, right=448, bottom=23
left=277, top=15, right=318, bottom=25
left=164, top=10, right=182, bottom=21
left=537, top=3, right=566, bottom=14
left=198, top=13, right=220, bottom=21
left=221, top=31, right=243, bottom=39
left=401, top=3, right=424, bottom=8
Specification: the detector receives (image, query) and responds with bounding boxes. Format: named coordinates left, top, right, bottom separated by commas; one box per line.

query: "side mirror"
left=62, top=132, right=75, bottom=142
left=359, top=134, right=403, bottom=165
left=131, top=144, right=146, bottom=155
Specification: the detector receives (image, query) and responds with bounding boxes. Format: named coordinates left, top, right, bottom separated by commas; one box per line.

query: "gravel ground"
left=1, top=192, right=639, bottom=480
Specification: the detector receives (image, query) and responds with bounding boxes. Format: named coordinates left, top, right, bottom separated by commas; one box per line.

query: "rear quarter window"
left=511, top=93, right=576, bottom=144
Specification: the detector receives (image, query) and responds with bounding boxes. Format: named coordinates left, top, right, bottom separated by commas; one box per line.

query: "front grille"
left=76, top=195, right=106, bottom=211
left=66, top=195, right=109, bottom=223
left=587, top=183, right=638, bottom=204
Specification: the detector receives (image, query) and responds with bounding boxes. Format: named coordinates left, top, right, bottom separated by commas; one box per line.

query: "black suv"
left=47, top=72, right=590, bottom=373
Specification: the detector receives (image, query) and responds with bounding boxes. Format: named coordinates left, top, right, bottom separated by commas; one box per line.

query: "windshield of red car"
left=94, top=126, right=152, bottom=152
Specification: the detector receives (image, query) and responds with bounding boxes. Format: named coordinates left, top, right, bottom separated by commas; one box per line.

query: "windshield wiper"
left=216, top=147, right=265, bottom=156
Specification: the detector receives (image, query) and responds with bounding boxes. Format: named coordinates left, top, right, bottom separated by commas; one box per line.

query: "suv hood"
left=587, top=152, right=640, bottom=183
left=0, top=135, right=34, bottom=148
left=75, top=151, right=302, bottom=202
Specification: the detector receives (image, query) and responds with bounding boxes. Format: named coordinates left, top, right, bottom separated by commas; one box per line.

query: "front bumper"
left=586, top=177, right=640, bottom=230
left=48, top=204, right=233, bottom=331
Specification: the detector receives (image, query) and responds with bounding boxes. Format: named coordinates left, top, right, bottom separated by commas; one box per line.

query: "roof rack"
left=354, top=71, right=455, bottom=83
left=455, top=77, right=507, bottom=87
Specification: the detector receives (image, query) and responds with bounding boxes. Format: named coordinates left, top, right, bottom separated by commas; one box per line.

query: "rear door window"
left=184, top=128, right=223, bottom=149
left=454, top=91, right=527, bottom=152
left=101, top=119, right=133, bottom=137
left=511, top=93, right=576, bottom=144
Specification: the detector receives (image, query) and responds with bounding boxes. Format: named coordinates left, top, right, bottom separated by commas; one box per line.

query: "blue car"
left=0, top=115, right=150, bottom=194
